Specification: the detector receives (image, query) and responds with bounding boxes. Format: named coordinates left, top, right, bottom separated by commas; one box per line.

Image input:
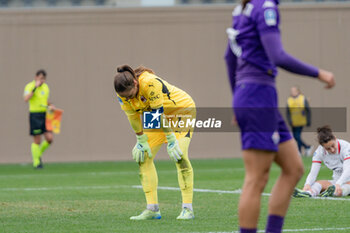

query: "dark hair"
left=114, top=65, right=137, bottom=93
left=242, top=0, right=251, bottom=9
left=134, top=66, right=154, bottom=78
left=317, top=125, right=335, bottom=145
left=36, top=69, right=46, bottom=78
left=114, top=65, right=154, bottom=93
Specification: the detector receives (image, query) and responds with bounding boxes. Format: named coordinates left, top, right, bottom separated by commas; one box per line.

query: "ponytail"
left=134, top=65, right=155, bottom=78
left=114, top=64, right=155, bottom=93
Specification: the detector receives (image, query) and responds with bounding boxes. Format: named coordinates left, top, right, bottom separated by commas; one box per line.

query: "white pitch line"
left=0, top=167, right=246, bottom=179
left=132, top=185, right=271, bottom=196
left=2, top=185, right=350, bottom=201
left=133, top=185, right=350, bottom=201
left=0, top=185, right=130, bottom=191
left=214, top=226, right=350, bottom=233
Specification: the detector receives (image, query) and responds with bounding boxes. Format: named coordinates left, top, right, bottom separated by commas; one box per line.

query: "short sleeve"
left=256, top=1, right=280, bottom=34
left=46, top=84, right=50, bottom=98
left=145, top=79, right=164, bottom=110
left=24, top=83, right=34, bottom=96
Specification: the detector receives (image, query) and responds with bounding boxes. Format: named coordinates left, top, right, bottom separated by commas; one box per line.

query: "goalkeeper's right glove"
left=132, top=134, right=153, bottom=163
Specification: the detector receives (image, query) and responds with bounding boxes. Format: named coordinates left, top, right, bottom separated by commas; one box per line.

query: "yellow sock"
left=31, top=143, right=41, bottom=167
left=175, top=137, right=193, bottom=204
left=139, top=144, right=162, bottom=205
left=40, top=140, right=50, bottom=157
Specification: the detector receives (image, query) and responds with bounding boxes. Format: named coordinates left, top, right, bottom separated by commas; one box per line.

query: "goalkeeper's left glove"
left=166, top=133, right=183, bottom=162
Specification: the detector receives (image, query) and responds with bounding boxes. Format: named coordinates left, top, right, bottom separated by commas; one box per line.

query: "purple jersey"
left=226, top=0, right=318, bottom=88
left=227, top=0, right=280, bottom=82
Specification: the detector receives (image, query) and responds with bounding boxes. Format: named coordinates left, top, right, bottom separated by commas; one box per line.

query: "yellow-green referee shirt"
left=24, top=81, right=50, bottom=113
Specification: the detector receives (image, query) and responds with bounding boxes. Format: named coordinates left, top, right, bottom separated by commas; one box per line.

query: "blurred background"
left=0, top=0, right=349, bottom=8
left=0, top=0, right=349, bottom=163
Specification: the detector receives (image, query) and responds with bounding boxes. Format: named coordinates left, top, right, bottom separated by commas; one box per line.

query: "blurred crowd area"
left=0, top=0, right=348, bottom=8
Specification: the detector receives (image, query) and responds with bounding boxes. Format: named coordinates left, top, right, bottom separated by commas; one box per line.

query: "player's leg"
left=175, top=136, right=194, bottom=220
left=130, top=143, right=162, bottom=220
left=340, top=182, right=350, bottom=196
left=41, top=131, right=53, bottom=155
left=234, top=83, right=279, bottom=232
left=319, top=180, right=336, bottom=197
left=268, top=139, right=304, bottom=212
left=31, top=135, right=42, bottom=168
left=298, top=127, right=312, bottom=155
left=239, top=149, right=275, bottom=229
left=292, top=127, right=302, bottom=154
left=265, top=112, right=304, bottom=233
left=30, top=113, right=45, bottom=168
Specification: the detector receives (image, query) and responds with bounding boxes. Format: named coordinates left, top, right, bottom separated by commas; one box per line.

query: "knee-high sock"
left=139, top=144, right=162, bottom=205
left=310, top=182, right=322, bottom=197
left=341, top=184, right=350, bottom=196
left=40, top=140, right=50, bottom=157
left=175, top=137, right=193, bottom=205
left=31, top=143, right=41, bottom=167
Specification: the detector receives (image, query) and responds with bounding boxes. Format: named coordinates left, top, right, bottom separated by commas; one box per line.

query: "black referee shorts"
left=29, top=112, right=47, bottom=136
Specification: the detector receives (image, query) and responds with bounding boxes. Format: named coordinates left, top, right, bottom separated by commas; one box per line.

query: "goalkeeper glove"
left=132, top=134, right=152, bottom=163
left=166, top=133, right=183, bottom=162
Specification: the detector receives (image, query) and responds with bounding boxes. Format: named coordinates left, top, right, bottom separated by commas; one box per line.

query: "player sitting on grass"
left=293, top=126, right=350, bottom=198
left=114, top=65, right=196, bottom=220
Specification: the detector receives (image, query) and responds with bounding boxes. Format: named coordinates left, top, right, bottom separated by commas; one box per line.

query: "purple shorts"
left=233, top=83, right=292, bottom=152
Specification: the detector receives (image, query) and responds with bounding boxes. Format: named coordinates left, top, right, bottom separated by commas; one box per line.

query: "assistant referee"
left=23, top=69, right=55, bottom=169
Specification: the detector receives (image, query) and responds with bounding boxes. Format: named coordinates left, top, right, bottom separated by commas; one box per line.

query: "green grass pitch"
left=0, top=158, right=349, bottom=233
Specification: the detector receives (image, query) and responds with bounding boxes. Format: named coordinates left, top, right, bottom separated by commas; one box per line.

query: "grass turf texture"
left=0, top=158, right=349, bottom=233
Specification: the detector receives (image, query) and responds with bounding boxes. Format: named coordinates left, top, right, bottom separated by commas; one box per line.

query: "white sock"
left=147, top=204, right=159, bottom=212
left=341, top=184, right=350, bottom=196
left=182, top=203, right=193, bottom=211
left=310, top=182, right=322, bottom=197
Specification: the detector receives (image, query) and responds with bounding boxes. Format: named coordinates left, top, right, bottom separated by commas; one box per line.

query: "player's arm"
left=117, top=95, right=142, bottom=134
left=24, top=79, right=44, bottom=102
left=261, top=32, right=320, bottom=78
left=257, top=4, right=334, bottom=88
left=335, top=156, right=350, bottom=195
left=303, top=161, right=321, bottom=190
left=117, top=96, right=151, bottom=163
left=24, top=85, right=37, bottom=102
left=47, top=101, right=56, bottom=111
left=224, top=41, right=237, bottom=94
left=125, top=111, right=153, bottom=162
left=126, top=111, right=143, bottom=135
left=256, top=5, right=318, bottom=77
left=304, top=148, right=323, bottom=189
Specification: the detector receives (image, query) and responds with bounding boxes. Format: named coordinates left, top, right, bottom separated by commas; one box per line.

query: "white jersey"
left=305, top=139, right=350, bottom=186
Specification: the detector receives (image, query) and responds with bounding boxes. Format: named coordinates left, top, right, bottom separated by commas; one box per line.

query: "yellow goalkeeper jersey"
left=117, top=71, right=195, bottom=144
left=118, top=71, right=195, bottom=116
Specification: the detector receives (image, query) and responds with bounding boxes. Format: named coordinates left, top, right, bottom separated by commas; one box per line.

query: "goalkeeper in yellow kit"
left=114, top=65, right=195, bottom=220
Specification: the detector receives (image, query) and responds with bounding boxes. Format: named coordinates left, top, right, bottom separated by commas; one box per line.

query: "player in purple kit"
left=224, top=0, right=335, bottom=233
